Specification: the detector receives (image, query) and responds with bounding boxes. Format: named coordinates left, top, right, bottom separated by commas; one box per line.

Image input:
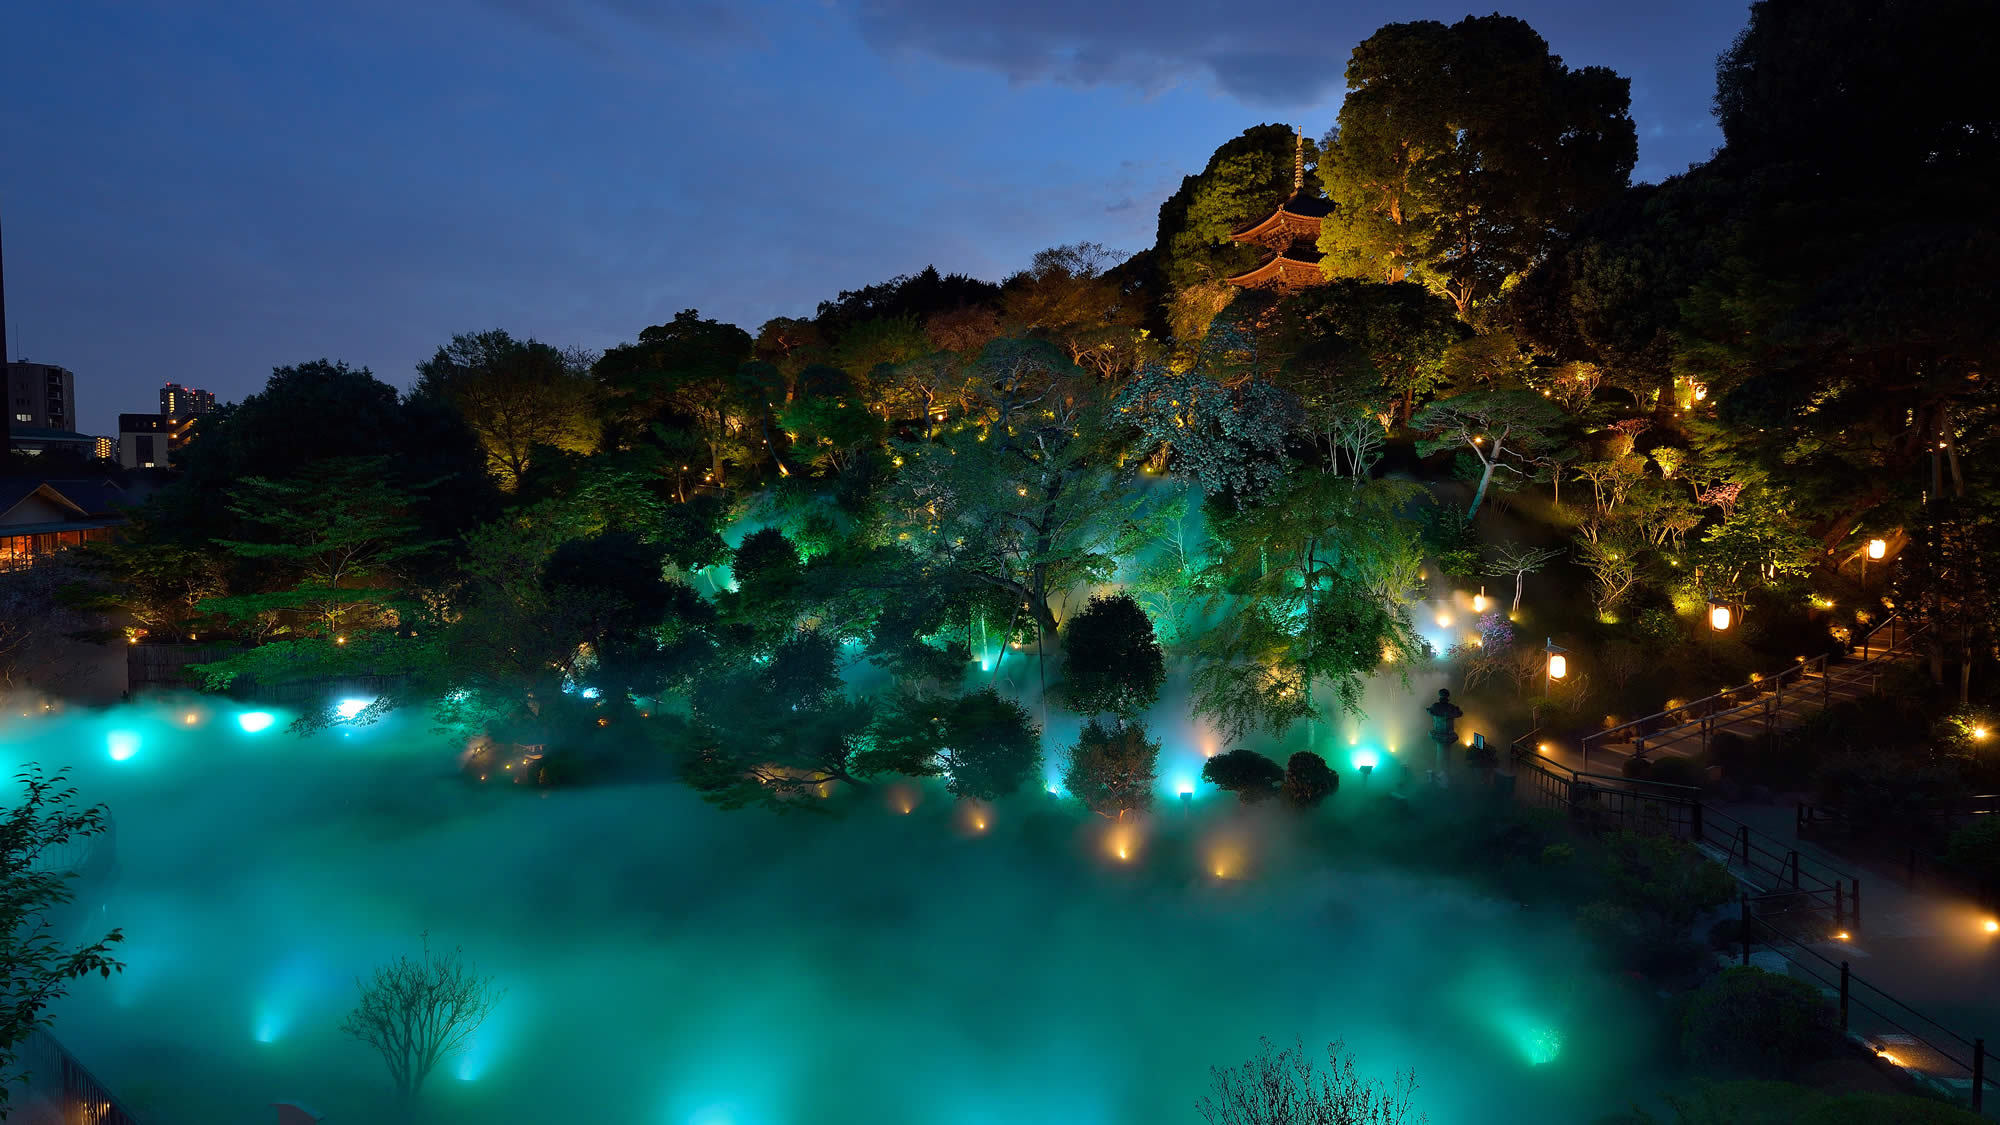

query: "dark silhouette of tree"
left=1201, top=749, right=1285, bottom=804
left=1062, top=594, right=1166, bottom=720
left=1282, top=752, right=1340, bottom=808
left=1199, top=1038, right=1425, bottom=1125
left=0, top=768, right=124, bottom=1117
left=341, top=936, right=500, bottom=1102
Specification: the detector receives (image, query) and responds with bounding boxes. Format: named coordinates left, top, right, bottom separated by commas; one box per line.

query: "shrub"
left=1203, top=749, right=1285, bottom=804
left=1648, top=756, right=1705, bottom=788
left=1681, top=967, right=1839, bottom=1078
left=1943, top=816, right=2000, bottom=892
left=1281, top=752, right=1339, bottom=808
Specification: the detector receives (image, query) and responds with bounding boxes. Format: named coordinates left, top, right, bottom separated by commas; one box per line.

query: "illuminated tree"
left=1318, top=15, right=1635, bottom=315
left=683, top=631, right=878, bottom=810
left=595, top=310, right=755, bottom=485
left=1114, top=363, right=1302, bottom=508
left=1279, top=280, right=1465, bottom=426
left=1482, top=542, right=1563, bottom=616
left=341, top=936, right=500, bottom=1101
left=412, top=330, right=600, bottom=490
left=1410, top=390, right=1568, bottom=518
left=0, top=767, right=125, bottom=1118
left=887, top=340, right=1143, bottom=640
left=1062, top=718, right=1159, bottom=819
left=1001, top=243, right=1145, bottom=380
left=865, top=688, right=1042, bottom=801
left=1194, top=477, right=1425, bottom=740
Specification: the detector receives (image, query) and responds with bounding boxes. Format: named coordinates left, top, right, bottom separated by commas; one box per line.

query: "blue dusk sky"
left=3, top=0, right=1749, bottom=436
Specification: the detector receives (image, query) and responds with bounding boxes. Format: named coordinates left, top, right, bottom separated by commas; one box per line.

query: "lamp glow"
left=1547, top=653, right=1567, bottom=680
left=1984, top=918, right=1998, bottom=934
left=1710, top=604, right=1732, bottom=631
left=333, top=698, right=374, bottom=720
left=236, top=711, right=275, bottom=733
left=106, top=732, right=139, bottom=762
left=1867, top=538, right=1886, bottom=560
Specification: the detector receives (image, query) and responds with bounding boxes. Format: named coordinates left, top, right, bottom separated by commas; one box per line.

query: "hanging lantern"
left=1867, top=538, right=1887, bottom=560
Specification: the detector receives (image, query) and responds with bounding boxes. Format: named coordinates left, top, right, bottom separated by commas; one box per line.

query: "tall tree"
left=413, top=330, right=600, bottom=490
left=1062, top=718, right=1160, bottom=819
left=1410, top=390, right=1568, bottom=518
left=341, top=937, right=500, bottom=1103
left=1318, top=15, right=1636, bottom=316
left=595, top=310, right=755, bottom=485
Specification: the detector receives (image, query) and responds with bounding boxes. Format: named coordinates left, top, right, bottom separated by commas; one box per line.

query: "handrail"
left=1581, top=614, right=1928, bottom=763
left=1746, top=914, right=1995, bottom=1107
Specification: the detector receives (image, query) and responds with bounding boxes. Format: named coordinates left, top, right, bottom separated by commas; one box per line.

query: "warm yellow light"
left=334, top=635, right=347, bottom=645
left=1834, top=931, right=1851, bottom=942
left=1984, top=918, right=1999, bottom=934
left=1975, top=727, right=1991, bottom=741
left=1879, top=1051, right=1902, bottom=1065
left=1436, top=613, right=1452, bottom=628
left=1547, top=653, right=1567, bottom=680
left=1538, top=742, right=1551, bottom=754
left=1867, top=538, right=1887, bottom=560
left=1472, top=593, right=1487, bottom=612
left=183, top=713, right=198, bottom=725
left=1710, top=605, right=1732, bottom=631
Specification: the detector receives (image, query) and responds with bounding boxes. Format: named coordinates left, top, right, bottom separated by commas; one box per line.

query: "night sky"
left=5, top=0, right=1748, bottom=437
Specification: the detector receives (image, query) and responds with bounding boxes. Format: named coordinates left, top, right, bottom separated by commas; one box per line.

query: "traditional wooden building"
left=1225, top=130, right=1333, bottom=292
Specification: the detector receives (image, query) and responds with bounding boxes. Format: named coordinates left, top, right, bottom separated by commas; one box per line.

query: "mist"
left=7, top=684, right=1650, bottom=1124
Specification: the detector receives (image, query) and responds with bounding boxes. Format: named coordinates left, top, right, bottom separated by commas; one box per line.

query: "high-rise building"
left=92, top=435, right=114, bottom=461
left=159, top=382, right=215, bottom=419
left=7, top=361, right=76, bottom=431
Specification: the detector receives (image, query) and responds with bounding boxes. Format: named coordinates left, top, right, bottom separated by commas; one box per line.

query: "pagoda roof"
left=1225, top=247, right=1327, bottom=290
left=1229, top=195, right=1334, bottom=243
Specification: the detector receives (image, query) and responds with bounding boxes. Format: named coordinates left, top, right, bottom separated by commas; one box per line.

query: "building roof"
left=40, top=479, right=129, bottom=517
left=9, top=426, right=97, bottom=443
left=1229, top=194, right=1335, bottom=243
left=0, top=482, right=90, bottom=525
left=1224, top=248, right=1328, bottom=290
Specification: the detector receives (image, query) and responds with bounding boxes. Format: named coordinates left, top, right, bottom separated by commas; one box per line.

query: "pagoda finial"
left=1293, top=127, right=1304, bottom=193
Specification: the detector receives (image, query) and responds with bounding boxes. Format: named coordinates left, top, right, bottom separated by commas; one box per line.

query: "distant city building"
left=92, top=435, right=114, bottom=460
left=159, top=382, right=215, bottom=418
left=9, top=426, right=98, bottom=458
left=118, top=412, right=193, bottom=469
left=6, top=361, right=76, bottom=431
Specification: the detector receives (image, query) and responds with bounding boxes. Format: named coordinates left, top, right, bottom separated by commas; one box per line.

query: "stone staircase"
left=1578, top=615, right=1926, bottom=776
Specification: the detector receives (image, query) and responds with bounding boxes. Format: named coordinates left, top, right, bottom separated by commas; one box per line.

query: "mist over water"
left=7, top=689, right=1649, bottom=1124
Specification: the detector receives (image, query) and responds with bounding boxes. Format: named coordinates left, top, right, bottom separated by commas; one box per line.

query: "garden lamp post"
left=1709, top=599, right=1733, bottom=632
left=1544, top=639, right=1570, bottom=768
left=1863, top=537, right=1886, bottom=602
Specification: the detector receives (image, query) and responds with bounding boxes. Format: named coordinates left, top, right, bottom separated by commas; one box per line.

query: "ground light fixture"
left=1473, top=587, right=1487, bottom=613
left=236, top=711, right=275, bottom=733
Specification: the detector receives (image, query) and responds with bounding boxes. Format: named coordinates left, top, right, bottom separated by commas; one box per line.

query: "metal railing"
left=1508, top=732, right=1860, bottom=930
left=1739, top=911, right=1996, bottom=1111
left=9, top=1029, right=141, bottom=1125
left=1579, top=614, right=1927, bottom=771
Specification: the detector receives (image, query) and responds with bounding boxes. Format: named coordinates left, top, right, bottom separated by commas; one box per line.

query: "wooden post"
left=1839, top=961, right=1850, bottom=1030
